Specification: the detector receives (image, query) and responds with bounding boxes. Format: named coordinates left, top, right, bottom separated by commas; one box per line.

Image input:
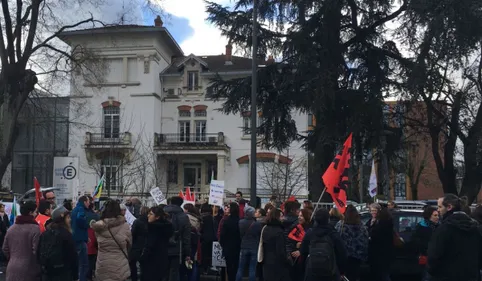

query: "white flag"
left=368, top=159, right=377, bottom=198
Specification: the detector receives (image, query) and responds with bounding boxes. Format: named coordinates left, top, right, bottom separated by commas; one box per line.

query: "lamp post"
left=250, top=0, right=259, bottom=202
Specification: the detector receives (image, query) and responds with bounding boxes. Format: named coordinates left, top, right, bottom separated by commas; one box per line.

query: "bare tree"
left=0, top=0, right=165, bottom=185
left=257, top=151, right=307, bottom=202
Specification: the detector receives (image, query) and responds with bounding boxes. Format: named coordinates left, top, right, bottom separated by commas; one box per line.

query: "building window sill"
left=84, top=82, right=141, bottom=88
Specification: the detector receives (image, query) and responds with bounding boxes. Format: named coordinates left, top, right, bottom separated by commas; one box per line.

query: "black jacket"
left=130, top=214, right=148, bottom=261
left=164, top=204, right=191, bottom=258
left=140, top=219, right=173, bottom=281
left=38, top=224, right=78, bottom=280
left=428, top=211, right=481, bottom=281
left=283, top=215, right=299, bottom=254
left=261, top=221, right=291, bottom=281
left=219, top=214, right=240, bottom=258
left=300, top=224, right=347, bottom=281
left=367, top=219, right=394, bottom=271
left=411, top=220, right=437, bottom=256
left=200, top=213, right=216, bottom=243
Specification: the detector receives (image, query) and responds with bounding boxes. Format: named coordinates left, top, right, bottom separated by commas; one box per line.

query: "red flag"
left=322, top=133, right=353, bottom=213
left=34, top=177, right=43, bottom=206
left=184, top=187, right=195, bottom=202
left=178, top=191, right=184, bottom=198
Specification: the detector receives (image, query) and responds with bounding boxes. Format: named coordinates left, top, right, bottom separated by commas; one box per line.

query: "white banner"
left=53, top=157, right=79, bottom=205
left=150, top=187, right=167, bottom=205
left=209, top=180, right=225, bottom=207
left=212, top=242, right=226, bottom=267
left=369, top=159, right=377, bottom=198
left=124, top=208, right=136, bottom=228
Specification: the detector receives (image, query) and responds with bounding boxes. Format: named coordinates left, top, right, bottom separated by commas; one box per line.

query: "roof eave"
left=57, top=27, right=184, bottom=57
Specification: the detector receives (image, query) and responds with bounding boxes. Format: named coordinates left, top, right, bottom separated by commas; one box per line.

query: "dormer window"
left=187, top=71, right=199, bottom=91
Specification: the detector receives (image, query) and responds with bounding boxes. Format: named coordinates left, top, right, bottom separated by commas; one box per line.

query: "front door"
left=183, top=163, right=202, bottom=192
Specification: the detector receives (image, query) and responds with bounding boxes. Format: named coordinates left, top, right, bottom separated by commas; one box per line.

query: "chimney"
left=154, top=15, right=163, bottom=27
left=267, top=55, right=275, bottom=64
left=225, top=44, right=232, bottom=62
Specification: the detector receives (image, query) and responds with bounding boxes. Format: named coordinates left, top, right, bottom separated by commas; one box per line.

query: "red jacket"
left=87, top=228, right=97, bottom=255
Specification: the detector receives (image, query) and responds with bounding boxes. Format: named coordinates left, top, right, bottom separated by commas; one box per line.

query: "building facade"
left=9, top=97, right=70, bottom=194
left=59, top=18, right=309, bottom=201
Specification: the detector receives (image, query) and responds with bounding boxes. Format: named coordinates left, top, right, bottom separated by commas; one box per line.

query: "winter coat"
left=87, top=228, right=97, bottom=256
left=239, top=206, right=262, bottom=251
left=71, top=201, right=90, bottom=243
left=335, top=220, right=369, bottom=261
left=187, top=213, right=202, bottom=233
left=200, top=213, right=216, bottom=243
left=164, top=204, right=191, bottom=258
left=300, top=224, right=348, bottom=281
left=38, top=223, right=78, bottom=281
left=139, top=219, right=173, bottom=281
left=217, top=215, right=227, bottom=241
left=92, top=216, right=132, bottom=281
left=261, top=220, right=291, bottom=281
left=428, top=211, right=481, bottom=281
left=219, top=214, right=240, bottom=260
left=3, top=215, right=42, bottom=281
left=367, top=219, right=394, bottom=273
left=411, top=219, right=437, bottom=256
left=283, top=215, right=299, bottom=254
left=129, top=214, right=148, bottom=261
left=0, top=212, right=10, bottom=246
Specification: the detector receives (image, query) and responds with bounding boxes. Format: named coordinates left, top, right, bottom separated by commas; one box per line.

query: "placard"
left=212, top=242, right=226, bottom=267
left=208, top=180, right=225, bottom=207
left=124, top=208, right=136, bottom=228
left=150, top=187, right=166, bottom=205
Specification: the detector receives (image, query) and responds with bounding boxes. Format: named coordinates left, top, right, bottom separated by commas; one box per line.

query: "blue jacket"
left=71, top=201, right=90, bottom=243
left=239, top=206, right=262, bottom=251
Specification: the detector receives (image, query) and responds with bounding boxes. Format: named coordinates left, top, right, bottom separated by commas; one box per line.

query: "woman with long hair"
left=368, top=208, right=394, bottom=281
left=288, top=208, right=312, bottom=281
left=92, top=200, right=131, bottom=281
left=329, top=208, right=344, bottom=227
left=219, top=202, right=241, bottom=281
left=139, top=206, right=173, bottom=281
left=261, top=208, right=291, bottom=281
left=38, top=206, right=78, bottom=281
left=335, top=205, right=369, bottom=281
left=3, top=200, right=41, bottom=281
left=412, top=206, right=439, bottom=281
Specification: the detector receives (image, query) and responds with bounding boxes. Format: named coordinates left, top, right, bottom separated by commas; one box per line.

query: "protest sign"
left=124, top=208, right=136, bottom=229
left=208, top=180, right=225, bottom=207
left=212, top=242, right=226, bottom=267
left=150, top=187, right=166, bottom=205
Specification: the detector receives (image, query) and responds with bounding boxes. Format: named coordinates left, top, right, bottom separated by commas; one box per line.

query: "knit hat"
left=51, top=206, right=69, bottom=221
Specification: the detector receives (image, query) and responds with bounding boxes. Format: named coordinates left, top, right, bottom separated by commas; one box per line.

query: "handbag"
left=257, top=226, right=267, bottom=262
left=107, top=227, right=129, bottom=261
left=418, top=255, right=427, bottom=265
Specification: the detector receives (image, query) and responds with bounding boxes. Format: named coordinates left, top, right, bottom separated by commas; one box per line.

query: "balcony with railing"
left=154, top=132, right=229, bottom=150
left=84, top=132, right=133, bottom=147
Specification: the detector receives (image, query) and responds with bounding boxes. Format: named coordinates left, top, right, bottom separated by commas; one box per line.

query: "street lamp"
left=250, top=0, right=259, bottom=203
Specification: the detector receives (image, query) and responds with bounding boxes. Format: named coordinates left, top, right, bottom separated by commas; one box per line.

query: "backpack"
left=38, top=229, right=65, bottom=272
left=306, top=234, right=336, bottom=277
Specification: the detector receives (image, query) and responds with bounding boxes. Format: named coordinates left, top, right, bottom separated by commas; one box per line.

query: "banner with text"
left=209, top=180, right=225, bottom=207
left=150, top=187, right=167, bottom=205
left=212, top=242, right=226, bottom=267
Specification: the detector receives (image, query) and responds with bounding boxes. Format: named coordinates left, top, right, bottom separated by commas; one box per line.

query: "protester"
left=184, top=203, right=202, bottom=281
left=164, top=196, right=191, bottom=281
left=0, top=203, right=10, bottom=255
left=260, top=208, right=291, bottom=281
left=236, top=205, right=262, bottom=281
left=38, top=206, right=78, bottom=281
left=300, top=208, right=347, bottom=281
left=130, top=206, right=149, bottom=281
left=220, top=202, right=241, bottom=281
left=85, top=196, right=99, bottom=281
left=288, top=208, right=313, bottom=281
left=328, top=208, right=343, bottom=227
left=71, top=196, right=91, bottom=281
left=283, top=200, right=301, bottom=273
left=36, top=200, right=52, bottom=233
left=44, top=191, right=57, bottom=209
left=335, top=205, right=368, bottom=281
left=255, top=208, right=266, bottom=224
left=428, top=194, right=481, bottom=281
left=368, top=208, right=394, bottom=281
left=236, top=191, right=243, bottom=202
left=139, top=206, right=173, bottom=281
left=239, top=199, right=247, bottom=219
left=366, top=203, right=382, bottom=231
left=3, top=200, right=41, bottom=281
left=91, top=200, right=131, bottom=281
left=200, top=204, right=216, bottom=274
left=411, top=206, right=439, bottom=281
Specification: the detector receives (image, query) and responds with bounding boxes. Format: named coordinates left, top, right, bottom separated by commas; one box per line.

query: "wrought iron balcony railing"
left=84, top=132, right=132, bottom=146
left=154, top=132, right=226, bottom=147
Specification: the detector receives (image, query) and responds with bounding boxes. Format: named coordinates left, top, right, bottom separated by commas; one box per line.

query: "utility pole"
left=250, top=0, right=259, bottom=202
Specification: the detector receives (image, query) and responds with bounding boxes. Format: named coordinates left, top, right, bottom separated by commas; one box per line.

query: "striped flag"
left=92, top=175, right=105, bottom=201
left=34, top=177, right=42, bottom=206
left=9, top=196, right=17, bottom=225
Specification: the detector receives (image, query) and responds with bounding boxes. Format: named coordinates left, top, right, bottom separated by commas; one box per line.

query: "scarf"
left=15, top=215, right=38, bottom=225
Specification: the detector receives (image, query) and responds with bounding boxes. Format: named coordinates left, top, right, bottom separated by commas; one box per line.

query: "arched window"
left=103, top=105, right=120, bottom=139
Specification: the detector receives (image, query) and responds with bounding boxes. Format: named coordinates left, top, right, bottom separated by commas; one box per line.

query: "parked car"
left=360, top=209, right=424, bottom=279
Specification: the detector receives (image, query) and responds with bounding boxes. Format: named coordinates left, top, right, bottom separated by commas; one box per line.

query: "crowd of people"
left=0, top=191, right=481, bottom=281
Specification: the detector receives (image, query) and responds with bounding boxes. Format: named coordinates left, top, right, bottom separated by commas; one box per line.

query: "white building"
left=59, top=17, right=309, bottom=202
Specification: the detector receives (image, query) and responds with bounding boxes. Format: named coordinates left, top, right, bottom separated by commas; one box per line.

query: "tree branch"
left=2, top=0, right=16, bottom=63
left=15, top=0, right=23, bottom=62
left=22, top=0, right=41, bottom=67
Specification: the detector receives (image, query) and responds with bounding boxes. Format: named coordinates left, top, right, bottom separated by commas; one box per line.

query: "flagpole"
left=311, top=187, right=326, bottom=220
